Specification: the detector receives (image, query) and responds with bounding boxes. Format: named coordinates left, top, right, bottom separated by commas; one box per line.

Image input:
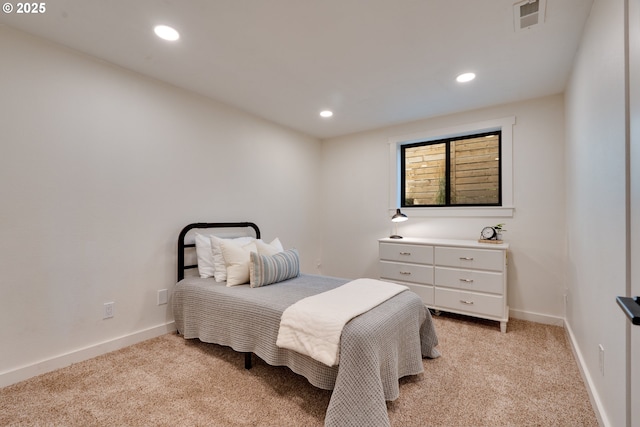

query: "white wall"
left=320, top=95, right=566, bottom=324
left=564, top=0, right=627, bottom=426
left=0, top=26, right=322, bottom=385
left=630, top=0, right=640, bottom=423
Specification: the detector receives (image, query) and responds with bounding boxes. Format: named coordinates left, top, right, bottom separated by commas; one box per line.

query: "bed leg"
left=244, top=352, right=252, bottom=369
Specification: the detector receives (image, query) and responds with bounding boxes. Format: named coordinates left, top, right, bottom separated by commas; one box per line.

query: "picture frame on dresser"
left=379, top=237, right=509, bottom=333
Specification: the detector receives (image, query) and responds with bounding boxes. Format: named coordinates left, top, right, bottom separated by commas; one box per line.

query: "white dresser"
left=379, top=237, right=509, bottom=332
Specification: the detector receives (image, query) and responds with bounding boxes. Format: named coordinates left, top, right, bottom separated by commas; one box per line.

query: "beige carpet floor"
left=0, top=314, right=599, bottom=427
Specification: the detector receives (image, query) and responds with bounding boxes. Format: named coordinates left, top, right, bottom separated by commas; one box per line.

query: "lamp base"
left=389, top=235, right=403, bottom=239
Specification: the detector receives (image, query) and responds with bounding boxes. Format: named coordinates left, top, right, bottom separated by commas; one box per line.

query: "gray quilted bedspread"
left=172, top=274, right=440, bottom=427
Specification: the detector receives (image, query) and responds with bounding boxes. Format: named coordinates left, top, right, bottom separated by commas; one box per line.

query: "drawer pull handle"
left=459, top=257, right=474, bottom=261
left=399, top=252, right=411, bottom=256
left=459, top=279, right=474, bottom=283
left=399, top=271, right=412, bottom=275
left=460, top=300, right=474, bottom=305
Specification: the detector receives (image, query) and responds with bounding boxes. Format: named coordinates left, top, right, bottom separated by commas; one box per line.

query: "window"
left=388, top=116, right=515, bottom=218
left=401, top=131, right=501, bottom=207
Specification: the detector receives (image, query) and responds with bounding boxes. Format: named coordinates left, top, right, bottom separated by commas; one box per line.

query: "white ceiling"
left=0, top=0, right=593, bottom=139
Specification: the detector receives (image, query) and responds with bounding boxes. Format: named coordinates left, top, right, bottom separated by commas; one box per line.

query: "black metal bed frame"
left=177, top=221, right=261, bottom=282
left=176, top=221, right=261, bottom=369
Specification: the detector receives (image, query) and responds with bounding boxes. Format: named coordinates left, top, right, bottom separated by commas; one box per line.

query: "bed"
left=172, top=222, right=439, bottom=427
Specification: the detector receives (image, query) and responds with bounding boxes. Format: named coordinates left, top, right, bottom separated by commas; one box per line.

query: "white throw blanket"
left=276, top=278, right=408, bottom=366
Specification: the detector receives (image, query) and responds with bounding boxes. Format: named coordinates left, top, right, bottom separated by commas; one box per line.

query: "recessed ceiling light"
left=154, top=25, right=180, bottom=41
left=456, top=72, right=476, bottom=83
left=320, top=110, right=333, bottom=118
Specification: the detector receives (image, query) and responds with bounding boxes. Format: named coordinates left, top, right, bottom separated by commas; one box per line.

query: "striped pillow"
left=249, top=249, right=300, bottom=288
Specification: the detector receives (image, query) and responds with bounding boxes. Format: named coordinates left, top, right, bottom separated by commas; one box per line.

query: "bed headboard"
left=177, top=222, right=261, bottom=282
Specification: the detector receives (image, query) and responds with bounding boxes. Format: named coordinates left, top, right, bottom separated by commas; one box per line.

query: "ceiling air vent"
left=513, top=0, right=546, bottom=31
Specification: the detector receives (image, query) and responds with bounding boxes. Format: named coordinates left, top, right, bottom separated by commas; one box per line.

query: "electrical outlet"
left=103, top=302, right=114, bottom=319
left=598, top=344, right=604, bottom=376
left=157, top=289, right=168, bottom=305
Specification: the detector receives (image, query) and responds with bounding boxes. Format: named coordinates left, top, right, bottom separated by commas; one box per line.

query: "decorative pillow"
left=249, top=249, right=300, bottom=288
left=210, top=235, right=254, bottom=282
left=254, top=237, right=284, bottom=256
left=194, top=233, right=216, bottom=278
left=220, top=239, right=257, bottom=286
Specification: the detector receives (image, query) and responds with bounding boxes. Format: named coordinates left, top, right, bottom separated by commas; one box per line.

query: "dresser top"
left=379, top=236, right=509, bottom=250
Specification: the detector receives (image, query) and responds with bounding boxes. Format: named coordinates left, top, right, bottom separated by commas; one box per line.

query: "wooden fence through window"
left=404, top=134, right=500, bottom=205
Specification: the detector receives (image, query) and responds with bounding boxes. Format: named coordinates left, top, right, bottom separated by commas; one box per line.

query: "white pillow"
left=220, top=239, right=257, bottom=286
left=210, top=235, right=254, bottom=282
left=254, top=237, right=284, bottom=256
left=194, top=233, right=216, bottom=278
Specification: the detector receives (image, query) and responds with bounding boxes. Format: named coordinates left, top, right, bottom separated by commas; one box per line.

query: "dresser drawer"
left=435, top=288, right=505, bottom=318
left=435, top=267, right=504, bottom=294
left=435, top=247, right=505, bottom=272
left=379, top=261, right=433, bottom=285
left=379, top=242, right=433, bottom=264
left=407, top=283, right=434, bottom=305
left=381, top=279, right=434, bottom=305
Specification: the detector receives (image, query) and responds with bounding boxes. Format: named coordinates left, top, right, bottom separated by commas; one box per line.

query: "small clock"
left=481, top=226, right=496, bottom=240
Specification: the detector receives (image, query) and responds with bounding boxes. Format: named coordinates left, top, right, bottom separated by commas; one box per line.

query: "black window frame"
left=400, top=131, right=502, bottom=208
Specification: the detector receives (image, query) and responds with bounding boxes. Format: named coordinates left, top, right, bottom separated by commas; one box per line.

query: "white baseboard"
left=509, top=308, right=564, bottom=326
left=564, top=319, right=609, bottom=427
left=0, top=322, right=176, bottom=388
